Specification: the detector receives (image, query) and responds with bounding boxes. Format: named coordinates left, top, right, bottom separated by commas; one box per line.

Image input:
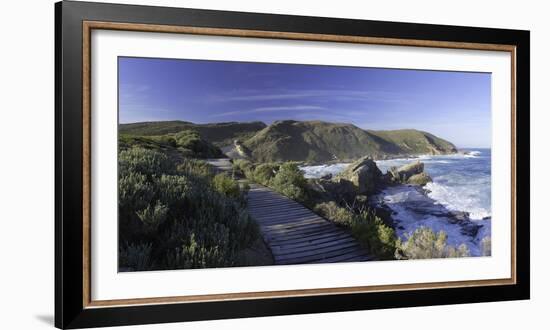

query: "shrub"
left=119, top=242, right=153, bottom=271
left=396, top=227, right=471, bottom=259
left=119, top=171, right=154, bottom=212
left=176, top=158, right=213, bottom=178
left=481, top=236, right=491, bottom=256
left=314, top=202, right=355, bottom=227
left=213, top=172, right=241, bottom=199
left=232, top=159, right=254, bottom=178
left=149, top=135, right=177, bottom=147
left=136, top=201, right=168, bottom=232
left=118, top=146, right=259, bottom=271
left=252, top=163, right=279, bottom=185
left=173, top=130, right=223, bottom=158
left=314, top=202, right=397, bottom=259
left=119, top=147, right=174, bottom=178
left=447, top=243, right=471, bottom=258
left=270, top=162, right=309, bottom=202
left=351, top=211, right=396, bottom=259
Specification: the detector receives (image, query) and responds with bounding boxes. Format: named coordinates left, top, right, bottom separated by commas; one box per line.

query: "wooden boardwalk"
left=206, top=159, right=372, bottom=265
left=206, top=158, right=233, bottom=173
left=247, top=184, right=372, bottom=265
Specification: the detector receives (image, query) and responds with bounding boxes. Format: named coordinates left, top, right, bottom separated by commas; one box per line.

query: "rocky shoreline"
left=305, top=156, right=485, bottom=245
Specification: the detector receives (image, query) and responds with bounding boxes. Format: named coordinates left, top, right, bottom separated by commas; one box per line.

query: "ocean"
left=300, top=148, right=492, bottom=256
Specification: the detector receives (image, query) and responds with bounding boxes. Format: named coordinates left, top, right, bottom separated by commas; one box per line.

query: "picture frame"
left=55, top=0, right=530, bottom=328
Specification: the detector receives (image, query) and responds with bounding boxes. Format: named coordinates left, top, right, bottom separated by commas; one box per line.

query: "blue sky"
left=119, top=57, right=491, bottom=148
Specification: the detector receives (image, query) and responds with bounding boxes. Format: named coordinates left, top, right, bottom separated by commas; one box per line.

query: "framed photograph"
left=55, top=1, right=530, bottom=328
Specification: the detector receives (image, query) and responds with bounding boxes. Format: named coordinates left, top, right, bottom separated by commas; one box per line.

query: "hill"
left=119, top=120, right=267, bottom=147
left=119, top=130, right=224, bottom=161
left=367, top=129, right=457, bottom=156
left=242, top=120, right=456, bottom=163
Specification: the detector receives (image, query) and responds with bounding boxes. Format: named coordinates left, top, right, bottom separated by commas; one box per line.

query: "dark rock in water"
left=320, top=173, right=333, bottom=180
left=370, top=204, right=395, bottom=227
left=397, top=161, right=424, bottom=177
left=383, top=160, right=433, bottom=187
left=325, top=177, right=357, bottom=201
left=334, top=156, right=382, bottom=195
left=451, top=211, right=471, bottom=221
left=460, top=222, right=482, bottom=237
left=308, top=177, right=357, bottom=203
left=407, top=172, right=432, bottom=186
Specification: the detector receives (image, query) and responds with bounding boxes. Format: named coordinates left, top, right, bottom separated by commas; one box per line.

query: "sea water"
left=300, top=149, right=491, bottom=256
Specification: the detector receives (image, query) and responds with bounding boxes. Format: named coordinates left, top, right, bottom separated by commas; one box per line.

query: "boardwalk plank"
left=263, top=223, right=335, bottom=237
left=273, top=241, right=360, bottom=261
left=269, top=232, right=352, bottom=250
left=272, top=236, right=357, bottom=255
left=276, top=245, right=362, bottom=265
left=264, top=227, right=347, bottom=243
left=263, top=218, right=329, bottom=230
left=268, top=231, right=353, bottom=248
left=307, top=251, right=372, bottom=263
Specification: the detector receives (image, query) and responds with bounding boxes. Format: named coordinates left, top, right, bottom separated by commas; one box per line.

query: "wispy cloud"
left=210, top=105, right=325, bottom=118
left=253, top=105, right=324, bottom=112
left=209, top=89, right=409, bottom=104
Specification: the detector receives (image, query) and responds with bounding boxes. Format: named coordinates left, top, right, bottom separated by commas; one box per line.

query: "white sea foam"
left=425, top=181, right=491, bottom=220
left=378, top=185, right=490, bottom=256
left=299, top=163, right=351, bottom=179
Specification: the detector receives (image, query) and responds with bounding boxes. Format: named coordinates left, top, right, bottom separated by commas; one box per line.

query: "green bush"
left=174, top=130, right=223, bottom=158
left=252, top=163, right=279, bottom=185
left=232, top=159, right=254, bottom=178
left=396, top=227, right=471, bottom=259
left=213, top=172, right=241, bottom=199
left=119, top=242, right=153, bottom=271
left=481, top=236, right=491, bottom=256
left=314, top=202, right=355, bottom=227
left=313, top=202, right=397, bottom=260
left=149, top=135, right=177, bottom=147
left=118, top=146, right=259, bottom=271
left=119, top=147, right=174, bottom=178
left=270, top=162, right=309, bottom=202
left=136, top=201, right=168, bottom=232
left=351, top=211, right=397, bottom=259
left=176, top=158, right=213, bottom=178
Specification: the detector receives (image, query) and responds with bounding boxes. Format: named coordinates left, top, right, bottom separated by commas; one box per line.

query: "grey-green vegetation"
left=119, top=120, right=266, bottom=147
left=314, top=202, right=397, bottom=259
left=395, top=227, right=470, bottom=259
left=118, top=147, right=259, bottom=271
left=119, top=130, right=224, bottom=160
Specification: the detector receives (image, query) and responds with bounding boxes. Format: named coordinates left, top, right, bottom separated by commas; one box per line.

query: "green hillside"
left=119, top=130, right=224, bottom=161
left=243, top=120, right=456, bottom=163
left=119, top=120, right=266, bottom=147
left=119, top=120, right=457, bottom=163
left=368, top=129, right=457, bottom=156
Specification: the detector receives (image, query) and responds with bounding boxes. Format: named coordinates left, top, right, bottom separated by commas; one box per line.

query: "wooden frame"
left=56, top=0, right=530, bottom=328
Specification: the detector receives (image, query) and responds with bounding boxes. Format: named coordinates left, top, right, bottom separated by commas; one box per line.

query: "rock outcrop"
left=335, top=156, right=383, bottom=194
left=407, top=172, right=433, bottom=186
left=307, top=158, right=433, bottom=206
left=385, top=160, right=432, bottom=186
left=308, top=157, right=384, bottom=202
